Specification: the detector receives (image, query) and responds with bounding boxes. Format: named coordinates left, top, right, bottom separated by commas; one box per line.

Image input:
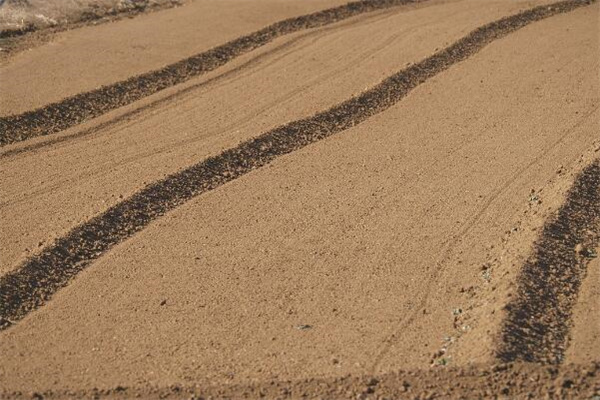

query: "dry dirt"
left=0, top=0, right=599, bottom=398
left=566, top=252, right=600, bottom=365
left=0, top=0, right=350, bottom=115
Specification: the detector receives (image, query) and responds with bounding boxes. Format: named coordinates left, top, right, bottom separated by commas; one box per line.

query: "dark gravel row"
left=0, top=0, right=423, bottom=146
left=0, top=0, right=594, bottom=334
left=498, top=158, right=600, bottom=364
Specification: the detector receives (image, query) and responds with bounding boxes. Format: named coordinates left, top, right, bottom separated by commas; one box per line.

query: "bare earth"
left=0, top=0, right=599, bottom=398
left=0, top=0, right=349, bottom=115
left=567, top=255, right=600, bottom=364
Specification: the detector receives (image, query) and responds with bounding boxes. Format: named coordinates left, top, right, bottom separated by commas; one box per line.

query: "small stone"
left=562, top=379, right=574, bottom=388
left=367, top=378, right=379, bottom=386
left=584, top=248, right=598, bottom=258
left=296, top=324, right=312, bottom=331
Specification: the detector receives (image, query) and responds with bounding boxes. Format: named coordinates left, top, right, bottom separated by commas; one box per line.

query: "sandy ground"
left=0, top=0, right=598, bottom=394
left=566, top=253, right=600, bottom=364
left=0, top=0, right=559, bottom=276
left=3, top=363, right=599, bottom=399
left=0, top=0, right=349, bottom=115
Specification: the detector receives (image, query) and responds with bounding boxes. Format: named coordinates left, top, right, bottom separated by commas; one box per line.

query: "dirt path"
left=0, top=1, right=597, bottom=393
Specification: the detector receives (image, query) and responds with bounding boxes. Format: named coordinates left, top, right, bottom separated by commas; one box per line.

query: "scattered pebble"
left=296, top=324, right=312, bottom=331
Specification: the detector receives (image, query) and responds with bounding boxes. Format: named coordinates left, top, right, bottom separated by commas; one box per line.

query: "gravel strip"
left=0, top=0, right=424, bottom=146
left=0, top=0, right=594, bottom=337
left=498, top=159, right=600, bottom=363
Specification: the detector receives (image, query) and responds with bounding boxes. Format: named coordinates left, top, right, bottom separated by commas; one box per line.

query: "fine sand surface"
left=0, top=0, right=350, bottom=115
left=566, top=253, right=600, bottom=364
left=0, top=0, right=560, bottom=276
left=0, top=0, right=598, bottom=395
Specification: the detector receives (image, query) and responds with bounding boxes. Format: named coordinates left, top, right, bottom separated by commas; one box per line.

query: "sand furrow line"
left=0, top=7, right=388, bottom=158
left=0, top=0, right=426, bottom=146
left=0, top=0, right=594, bottom=331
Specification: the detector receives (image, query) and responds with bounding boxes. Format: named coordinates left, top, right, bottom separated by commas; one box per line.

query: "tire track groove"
left=0, top=0, right=424, bottom=146
left=0, top=0, right=594, bottom=331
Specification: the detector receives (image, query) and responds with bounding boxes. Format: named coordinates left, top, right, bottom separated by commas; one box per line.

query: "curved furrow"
left=0, top=9, right=431, bottom=209
left=0, top=0, right=424, bottom=146
left=0, top=0, right=594, bottom=331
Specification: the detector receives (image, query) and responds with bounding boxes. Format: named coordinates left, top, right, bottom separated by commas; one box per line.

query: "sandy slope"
left=0, top=3, right=597, bottom=392
left=0, top=0, right=348, bottom=116
left=0, top=0, right=558, bottom=276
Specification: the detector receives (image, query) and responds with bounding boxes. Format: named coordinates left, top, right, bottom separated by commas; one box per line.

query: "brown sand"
left=0, top=0, right=184, bottom=36
left=0, top=0, right=349, bottom=115
left=566, top=253, right=600, bottom=364
left=0, top=1, right=598, bottom=395
left=2, top=363, right=599, bottom=399
left=0, top=0, right=444, bottom=145
left=0, top=0, right=562, bottom=276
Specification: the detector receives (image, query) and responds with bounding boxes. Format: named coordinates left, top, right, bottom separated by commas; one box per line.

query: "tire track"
left=498, top=158, right=600, bottom=364
left=0, top=0, right=593, bottom=331
left=0, top=0, right=426, bottom=146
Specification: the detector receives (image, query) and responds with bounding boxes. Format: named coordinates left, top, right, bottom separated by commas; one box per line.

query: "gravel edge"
left=0, top=0, right=424, bottom=146
left=498, top=159, right=600, bottom=363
